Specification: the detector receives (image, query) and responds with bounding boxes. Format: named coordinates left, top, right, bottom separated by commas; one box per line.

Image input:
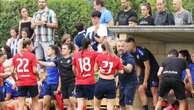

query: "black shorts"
left=0, top=86, right=5, bottom=102
left=159, top=78, right=186, bottom=100
left=75, top=84, right=95, bottom=100
left=138, top=72, right=159, bottom=87
left=17, top=85, right=38, bottom=97
left=94, top=78, right=116, bottom=100
left=45, top=84, right=58, bottom=98
left=61, top=82, right=75, bottom=99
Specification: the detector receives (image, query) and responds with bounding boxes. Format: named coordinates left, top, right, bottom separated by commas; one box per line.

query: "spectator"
left=85, top=10, right=107, bottom=52
left=128, top=16, right=138, bottom=27
left=31, top=0, right=58, bottom=60
left=116, top=0, right=137, bottom=25
left=61, top=34, right=72, bottom=46
left=19, top=7, right=34, bottom=39
left=74, top=22, right=86, bottom=50
left=139, top=3, right=154, bottom=25
left=173, top=0, right=193, bottom=25
left=154, top=0, right=175, bottom=25
left=6, top=27, right=19, bottom=57
left=18, top=28, right=31, bottom=52
left=93, top=0, right=114, bottom=27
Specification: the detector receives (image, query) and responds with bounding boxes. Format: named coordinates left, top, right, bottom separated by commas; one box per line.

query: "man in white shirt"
left=85, top=10, right=107, bottom=52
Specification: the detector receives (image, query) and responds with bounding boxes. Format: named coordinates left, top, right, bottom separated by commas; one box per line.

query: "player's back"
left=96, top=53, right=123, bottom=76
left=12, top=51, right=37, bottom=86
left=73, top=49, right=97, bottom=85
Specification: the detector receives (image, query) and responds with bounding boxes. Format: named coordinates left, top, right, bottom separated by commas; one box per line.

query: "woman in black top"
left=139, top=3, right=154, bottom=25
left=19, top=7, right=34, bottom=39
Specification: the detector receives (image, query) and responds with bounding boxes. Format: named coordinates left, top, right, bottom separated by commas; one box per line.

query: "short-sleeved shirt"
left=182, top=63, right=194, bottom=84
left=12, top=51, right=37, bottom=86
left=46, top=57, right=60, bottom=85
left=85, top=24, right=107, bottom=51
left=132, top=47, right=159, bottom=75
left=73, top=49, right=98, bottom=85
left=32, top=8, right=57, bottom=42
left=139, top=16, right=154, bottom=25
left=100, top=8, right=113, bottom=26
left=74, top=30, right=86, bottom=49
left=174, top=9, right=193, bottom=25
left=116, top=9, right=137, bottom=25
left=161, top=57, right=188, bottom=80
left=95, top=53, right=123, bottom=75
left=0, top=64, right=4, bottom=87
left=154, top=11, right=175, bottom=25
left=6, top=37, right=19, bottom=57
left=119, top=52, right=137, bottom=85
left=54, top=56, right=75, bottom=84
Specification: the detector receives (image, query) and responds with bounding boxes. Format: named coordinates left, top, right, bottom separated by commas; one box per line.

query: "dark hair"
left=2, top=45, right=12, bottom=59
left=94, top=0, right=104, bottom=7
left=91, top=10, right=101, bottom=18
left=179, top=49, right=192, bottom=63
left=19, top=7, right=28, bottom=16
left=21, top=27, right=30, bottom=37
left=141, top=2, right=152, bottom=16
left=10, top=27, right=19, bottom=35
left=75, top=22, right=84, bottom=32
left=81, top=38, right=90, bottom=50
left=22, top=38, right=31, bottom=48
left=62, top=44, right=74, bottom=53
left=49, top=45, right=60, bottom=56
left=125, top=37, right=135, bottom=43
left=168, top=49, right=178, bottom=57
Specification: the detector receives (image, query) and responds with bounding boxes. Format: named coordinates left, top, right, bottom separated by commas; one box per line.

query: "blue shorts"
left=45, top=84, right=58, bottom=98
left=39, top=81, right=47, bottom=98
left=0, top=86, right=5, bottom=102
left=138, top=72, right=159, bottom=87
left=119, top=82, right=137, bottom=106
left=94, top=78, right=116, bottom=100
left=75, top=84, right=95, bottom=100
left=17, top=85, right=38, bottom=97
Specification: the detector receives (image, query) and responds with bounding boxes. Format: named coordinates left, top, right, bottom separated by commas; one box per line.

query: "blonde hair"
left=61, top=34, right=71, bottom=45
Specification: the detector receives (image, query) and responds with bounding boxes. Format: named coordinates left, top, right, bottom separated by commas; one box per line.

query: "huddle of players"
left=1, top=36, right=193, bottom=110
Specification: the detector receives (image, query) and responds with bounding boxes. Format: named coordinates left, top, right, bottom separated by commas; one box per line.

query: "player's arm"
left=157, top=67, right=164, bottom=79
left=57, top=76, right=61, bottom=91
left=143, top=60, right=151, bottom=87
left=38, top=61, right=56, bottom=67
left=10, top=66, right=17, bottom=81
left=123, top=64, right=133, bottom=73
left=94, top=62, right=99, bottom=73
left=185, top=68, right=194, bottom=94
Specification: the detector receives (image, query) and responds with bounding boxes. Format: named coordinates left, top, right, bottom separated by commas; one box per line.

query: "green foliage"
left=0, top=0, right=194, bottom=47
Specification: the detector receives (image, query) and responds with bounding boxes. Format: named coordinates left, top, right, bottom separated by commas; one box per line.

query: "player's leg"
left=151, top=82, right=158, bottom=109
left=94, top=97, right=101, bottom=110
left=17, top=86, right=28, bottom=110
left=76, top=85, right=86, bottom=110
left=138, top=75, right=148, bottom=110
left=125, top=82, right=137, bottom=110
left=77, top=98, right=85, bottom=110
left=28, top=85, right=39, bottom=110
left=43, top=84, right=52, bottom=110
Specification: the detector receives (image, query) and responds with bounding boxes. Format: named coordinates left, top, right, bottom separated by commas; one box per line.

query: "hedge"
left=0, top=0, right=193, bottom=47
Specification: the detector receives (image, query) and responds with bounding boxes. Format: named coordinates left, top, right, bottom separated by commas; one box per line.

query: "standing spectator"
left=116, top=0, right=137, bottom=25
left=125, top=37, right=159, bottom=110
left=61, top=34, right=72, bottom=46
left=139, top=3, right=154, bottom=25
left=117, top=40, right=137, bottom=110
left=6, top=27, right=19, bottom=57
left=85, top=10, right=107, bottom=52
left=154, top=0, right=175, bottom=25
left=18, top=28, right=30, bottom=52
left=19, top=7, right=34, bottom=39
left=74, top=22, right=86, bottom=51
left=173, top=0, right=193, bottom=25
left=31, top=0, right=58, bottom=60
left=93, top=0, right=114, bottom=27
left=155, top=49, right=193, bottom=110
